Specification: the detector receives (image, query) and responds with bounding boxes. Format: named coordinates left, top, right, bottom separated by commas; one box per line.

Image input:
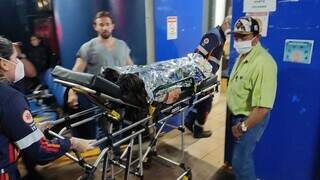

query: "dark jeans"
left=231, top=113, right=270, bottom=180
left=185, top=96, right=213, bottom=130
left=70, top=93, right=97, bottom=139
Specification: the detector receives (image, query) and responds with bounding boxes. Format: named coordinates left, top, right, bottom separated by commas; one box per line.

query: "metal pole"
left=53, top=106, right=99, bottom=125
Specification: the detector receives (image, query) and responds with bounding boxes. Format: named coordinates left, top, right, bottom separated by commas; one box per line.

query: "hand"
left=67, top=89, right=79, bottom=109
left=232, top=123, right=243, bottom=140
left=70, top=137, right=96, bottom=153
left=21, top=59, right=37, bottom=77
left=37, top=121, right=54, bottom=132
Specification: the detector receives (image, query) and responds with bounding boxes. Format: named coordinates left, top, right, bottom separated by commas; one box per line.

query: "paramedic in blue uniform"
left=0, top=36, right=94, bottom=179
left=185, top=18, right=230, bottom=138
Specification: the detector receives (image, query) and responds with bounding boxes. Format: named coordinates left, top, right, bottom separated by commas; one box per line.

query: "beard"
left=100, top=31, right=111, bottom=39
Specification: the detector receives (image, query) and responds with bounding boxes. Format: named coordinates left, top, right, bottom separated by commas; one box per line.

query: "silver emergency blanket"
left=104, top=53, right=213, bottom=102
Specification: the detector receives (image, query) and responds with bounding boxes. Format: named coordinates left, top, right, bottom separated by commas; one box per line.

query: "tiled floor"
left=160, top=78, right=227, bottom=173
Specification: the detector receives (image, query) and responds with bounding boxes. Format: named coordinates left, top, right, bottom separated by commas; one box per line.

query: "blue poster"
left=283, top=39, right=314, bottom=64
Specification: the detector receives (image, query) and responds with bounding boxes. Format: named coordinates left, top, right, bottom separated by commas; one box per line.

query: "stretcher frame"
left=47, top=75, right=219, bottom=180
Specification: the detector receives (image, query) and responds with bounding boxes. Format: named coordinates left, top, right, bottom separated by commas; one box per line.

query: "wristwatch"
left=240, top=121, right=248, bottom=132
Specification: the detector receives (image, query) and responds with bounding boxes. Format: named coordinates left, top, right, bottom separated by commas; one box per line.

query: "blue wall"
left=108, top=0, right=147, bottom=65
left=0, top=0, right=38, bottom=45
left=153, top=0, right=205, bottom=131
left=154, top=0, right=204, bottom=61
left=53, top=0, right=146, bottom=69
left=53, top=0, right=106, bottom=69
left=230, top=1, right=320, bottom=179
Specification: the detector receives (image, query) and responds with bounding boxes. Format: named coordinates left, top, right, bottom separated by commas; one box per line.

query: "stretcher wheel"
left=183, top=170, right=192, bottom=180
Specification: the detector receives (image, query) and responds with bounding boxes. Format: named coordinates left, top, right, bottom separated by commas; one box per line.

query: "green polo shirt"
left=227, top=43, right=277, bottom=116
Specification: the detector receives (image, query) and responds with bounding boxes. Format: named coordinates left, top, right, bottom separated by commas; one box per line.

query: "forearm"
left=244, top=107, right=270, bottom=129
left=126, top=57, right=134, bottom=65
left=72, top=58, right=87, bottom=72
left=22, top=138, right=71, bottom=165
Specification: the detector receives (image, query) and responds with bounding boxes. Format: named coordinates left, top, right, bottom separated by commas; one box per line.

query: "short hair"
left=30, top=34, right=41, bottom=40
left=0, top=36, right=13, bottom=60
left=93, top=11, right=114, bottom=24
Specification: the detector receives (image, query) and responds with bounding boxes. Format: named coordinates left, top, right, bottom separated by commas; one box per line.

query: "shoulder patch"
left=22, top=110, right=34, bottom=124
left=203, top=38, right=210, bottom=44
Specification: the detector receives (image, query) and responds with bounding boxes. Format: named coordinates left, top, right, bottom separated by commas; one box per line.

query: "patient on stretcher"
left=102, top=67, right=182, bottom=105
left=52, top=53, right=217, bottom=124
left=102, top=53, right=214, bottom=104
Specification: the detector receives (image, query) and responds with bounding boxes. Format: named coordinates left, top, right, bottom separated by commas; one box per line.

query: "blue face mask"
left=0, top=57, right=25, bottom=82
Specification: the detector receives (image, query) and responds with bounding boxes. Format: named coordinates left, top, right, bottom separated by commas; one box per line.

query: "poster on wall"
left=246, top=12, right=269, bottom=37
left=167, top=16, right=178, bottom=40
left=243, top=0, right=276, bottom=12
left=283, top=39, right=314, bottom=64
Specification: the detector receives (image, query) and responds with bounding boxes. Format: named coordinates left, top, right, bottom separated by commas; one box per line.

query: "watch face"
left=241, top=122, right=247, bottom=132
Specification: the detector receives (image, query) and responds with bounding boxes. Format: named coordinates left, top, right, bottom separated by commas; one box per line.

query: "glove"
left=70, top=137, right=96, bottom=153
left=37, top=121, right=54, bottom=132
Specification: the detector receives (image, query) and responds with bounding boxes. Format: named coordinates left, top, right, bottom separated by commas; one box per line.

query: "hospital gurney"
left=46, top=54, right=219, bottom=180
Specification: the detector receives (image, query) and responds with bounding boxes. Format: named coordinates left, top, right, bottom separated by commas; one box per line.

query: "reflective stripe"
left=191, top=109, right=198, bottom=113
left=197, top=45, right=208, bottom=55
left=194, top=120, right=204, bottom=127
left=208, top=56, right=220, bottom=65
left=15, top=129, right=44, bottom=150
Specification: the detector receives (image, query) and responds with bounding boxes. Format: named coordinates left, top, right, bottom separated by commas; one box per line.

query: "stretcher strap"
left=109, top=110, right=121, bottom=121
left=148, top=105, right=156, bottom=116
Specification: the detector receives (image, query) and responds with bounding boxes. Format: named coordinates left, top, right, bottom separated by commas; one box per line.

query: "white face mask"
left=234, top=37, right=256, bottom=54
left=0, top=57, right=25, bottom=82
left=14, top=59, right=25, bottom=82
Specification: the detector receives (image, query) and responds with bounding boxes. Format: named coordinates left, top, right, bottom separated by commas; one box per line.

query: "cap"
left=233, top=16, right=260, bottom=35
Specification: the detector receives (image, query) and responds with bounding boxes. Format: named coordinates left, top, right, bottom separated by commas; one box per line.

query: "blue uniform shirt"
left=195, top=26, right=226, bottom=74
left=0, top=82, right=71, bottom=178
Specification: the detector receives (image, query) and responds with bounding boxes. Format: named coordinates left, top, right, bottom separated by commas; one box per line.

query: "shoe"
left=194, top=130, right=212, bottom=138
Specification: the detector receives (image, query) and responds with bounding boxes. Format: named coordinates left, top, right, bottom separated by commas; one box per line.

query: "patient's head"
left=102, top=68, right=148, bottom=106
left=102, top=67, right=120, bottom=83
left=102, top=68, right=149, bottom=122
left=117, top=73, right=149, bottom=122
left=117, top=73, right=148, bottom=107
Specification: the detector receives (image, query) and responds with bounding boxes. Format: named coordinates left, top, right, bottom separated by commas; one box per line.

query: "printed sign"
left=167, top=16, right=178, bottom=40
left=244, top=0, right=276, bottom=12
left=283, top=39, right=314, bottom=64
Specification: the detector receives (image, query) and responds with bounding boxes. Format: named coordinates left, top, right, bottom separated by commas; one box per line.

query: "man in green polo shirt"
left=227, top=16, right=277, bottom=180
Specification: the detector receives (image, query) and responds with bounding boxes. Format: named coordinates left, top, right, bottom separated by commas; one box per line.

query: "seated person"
left=27, top=35, right=56, bottom=74
left=10, top=35, right=56, bottom=93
